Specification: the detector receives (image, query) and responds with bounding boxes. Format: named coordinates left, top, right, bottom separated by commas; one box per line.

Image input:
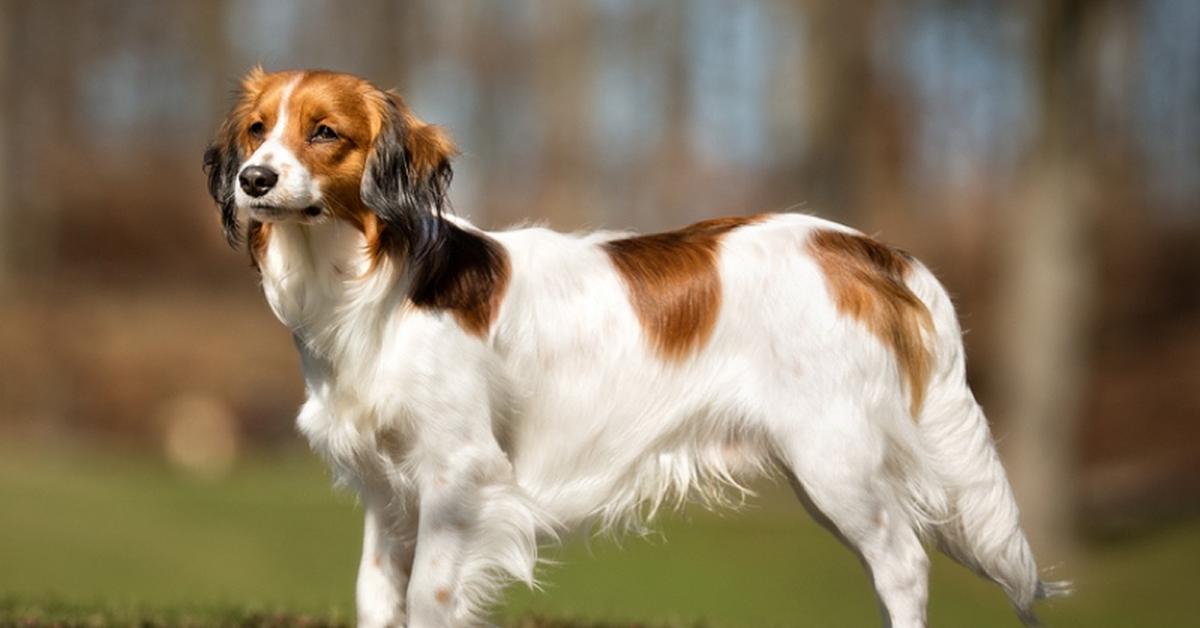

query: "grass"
left=0, top=597, right=348, bottom=627
left=1, top=445, right=1198, bottom=626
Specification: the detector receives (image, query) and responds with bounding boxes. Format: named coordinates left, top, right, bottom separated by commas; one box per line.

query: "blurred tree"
left=535, top=3, right=596, bottom=228
left=5, top=0, right=81, bottom=281
left=0, top=0, right=1195, bottom=533
left=652, top=1, right=691, bottom=229
left=998, top=0, right=1107, bottom=559
left=797, top=0, right=878, bottom=222
left=0, top=0, right=9, bottom=292
left=197, top=0, right=230, bottom=126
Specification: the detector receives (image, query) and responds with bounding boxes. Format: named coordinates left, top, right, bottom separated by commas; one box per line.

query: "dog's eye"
left=248, top=121, right=266, bottom=139
left=311, top=125, right=338, bottom=142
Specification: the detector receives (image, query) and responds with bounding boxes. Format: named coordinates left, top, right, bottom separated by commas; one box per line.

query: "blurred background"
left=1, top=0, right=1197, bottom=626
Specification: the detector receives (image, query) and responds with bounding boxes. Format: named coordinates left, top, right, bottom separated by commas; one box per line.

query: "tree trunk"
left=797, top=0, right=877, bottom=222
left=0, top=0, right=10, bottom=293
left=998, top=0, right=1102, bottom=561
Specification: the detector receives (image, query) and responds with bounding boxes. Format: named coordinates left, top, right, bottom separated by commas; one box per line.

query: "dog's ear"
left=361, top=92, right=457, bottom=260
left=203, top=120, right=242, bottom=248
left=203, top=67, right=270, bottom=249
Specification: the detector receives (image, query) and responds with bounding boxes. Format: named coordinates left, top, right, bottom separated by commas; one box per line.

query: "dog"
left=204, top=68, right=1067, bottom=628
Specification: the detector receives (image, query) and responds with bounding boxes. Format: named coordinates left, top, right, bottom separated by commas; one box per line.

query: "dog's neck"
left=256, top=213, right=508, bottom=382
left=258, top=220, right=404, bottom=368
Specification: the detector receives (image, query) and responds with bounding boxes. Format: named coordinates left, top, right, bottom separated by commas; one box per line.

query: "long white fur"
left=240, top=89, right=1062, bottom=628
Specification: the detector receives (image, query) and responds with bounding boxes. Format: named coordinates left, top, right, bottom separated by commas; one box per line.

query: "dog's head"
left=203, top=67, right=456, bottom=258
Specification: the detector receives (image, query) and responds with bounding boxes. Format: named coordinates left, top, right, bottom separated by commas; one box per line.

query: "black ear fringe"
left=203, top=131, right=242, bottom=248
left=360, top=95, right=452, bottom=263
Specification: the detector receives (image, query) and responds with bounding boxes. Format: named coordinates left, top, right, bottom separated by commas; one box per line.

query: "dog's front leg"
left=356, top=481, right=416, bottom=628
left=404, top=446, right=538, bottom=628
left=404, top=455, right=484, bottom=628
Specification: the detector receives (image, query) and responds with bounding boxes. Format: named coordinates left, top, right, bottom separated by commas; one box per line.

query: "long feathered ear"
left=360, top=92, right=457, bottom=261
left=203, top=66, right=268, bottom=249
left=203, top=122, right=242, bottom=248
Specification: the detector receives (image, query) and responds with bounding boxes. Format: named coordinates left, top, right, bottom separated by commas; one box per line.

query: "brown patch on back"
left=409, top=224, right=511, bottom=338
left=604, top=215, right=766, bottom=360
left=808, top=229, right=934, bottom=417
left=435, top=588, right=451, bottom=605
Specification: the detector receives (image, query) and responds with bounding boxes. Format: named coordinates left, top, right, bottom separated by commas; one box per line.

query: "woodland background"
left=0, top=1, right=1197, bottom=625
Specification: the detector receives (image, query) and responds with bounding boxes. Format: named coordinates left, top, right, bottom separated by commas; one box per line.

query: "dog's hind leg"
left=774, top=402, right=930, bottom=628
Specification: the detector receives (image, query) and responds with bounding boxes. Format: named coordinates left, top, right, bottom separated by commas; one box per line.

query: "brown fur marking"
left=409, top=224, right=511, bottom=338
left=287, top=72, right=380, bottom=234
left=360, top=91, right=459, bottom=270
left=808, top=229, right=933, bottom=417
left=247, top=220, right=271, bottom=264
left=604, top=215, right=765, bottom=360
left=401, top=114, right=458, bottom=182
left=232, top=70, right=401, bottom=245
left=223, top=69, right=504, bottom=337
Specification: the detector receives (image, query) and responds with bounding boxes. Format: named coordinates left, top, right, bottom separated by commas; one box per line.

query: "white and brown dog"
left=204, top=68, right=1066, bottom=628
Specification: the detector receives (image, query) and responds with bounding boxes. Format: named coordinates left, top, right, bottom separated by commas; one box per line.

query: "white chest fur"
left=260, top=222, right=405, bottom=477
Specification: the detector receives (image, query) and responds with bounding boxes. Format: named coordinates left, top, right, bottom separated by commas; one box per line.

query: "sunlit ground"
left=0, top=445, right=1197, bottom=627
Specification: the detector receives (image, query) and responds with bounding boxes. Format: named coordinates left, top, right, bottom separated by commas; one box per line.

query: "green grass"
left=0, top=597, right=348, bottom=627
left=1, top=446, right=1198, bottom=626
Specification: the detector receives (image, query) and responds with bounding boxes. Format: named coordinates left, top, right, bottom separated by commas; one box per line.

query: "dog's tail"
left=902, top=266, right=1071, bottom=626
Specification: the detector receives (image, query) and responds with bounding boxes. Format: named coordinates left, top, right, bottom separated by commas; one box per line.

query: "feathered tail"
left=904, top=266, right=1072, bottom=625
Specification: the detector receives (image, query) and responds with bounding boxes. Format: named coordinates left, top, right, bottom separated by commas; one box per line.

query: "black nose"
left=238, top=166, right=278, bottom=197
